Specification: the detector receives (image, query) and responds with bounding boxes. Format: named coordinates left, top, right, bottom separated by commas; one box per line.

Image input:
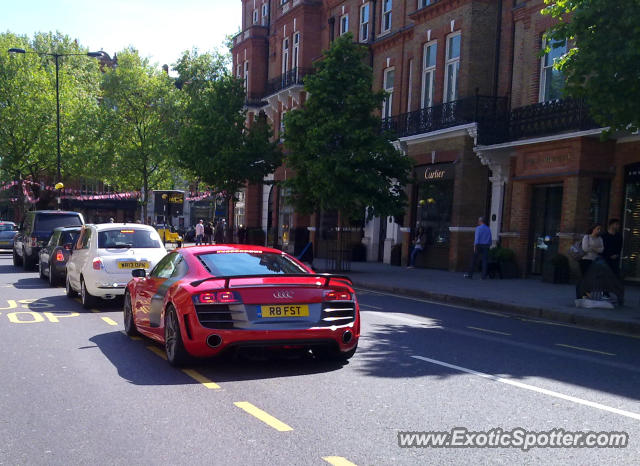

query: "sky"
left=3, top=0, right=242, bottom=71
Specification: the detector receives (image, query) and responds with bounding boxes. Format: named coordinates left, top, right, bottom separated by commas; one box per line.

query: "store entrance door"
left=528, top=184, right=563, bottom=275
left=622, top=164, right=640, bottom=281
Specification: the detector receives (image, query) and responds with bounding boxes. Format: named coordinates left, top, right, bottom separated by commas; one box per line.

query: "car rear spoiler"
left=190, top=273, right=353, bottom=288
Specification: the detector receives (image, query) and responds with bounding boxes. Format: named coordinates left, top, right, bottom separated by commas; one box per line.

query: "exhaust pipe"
left=207, top=334, right=222, bottom=348
left=342, top=330, right=353, bottom=344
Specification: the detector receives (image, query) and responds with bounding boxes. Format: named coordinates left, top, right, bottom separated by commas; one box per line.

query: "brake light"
left=196, top=291, right=241, bottom=304
left=324, top=290, right=352, bottom=301
left=92, top=258, right=103, bottom=270
left=198, top=292, right=217, bottom=304
left=55, top=251, right=64, bottom=262
left=218, top=291, right=239, bottom=303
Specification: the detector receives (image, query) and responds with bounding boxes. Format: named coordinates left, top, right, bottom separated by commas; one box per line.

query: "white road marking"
left=354, top=287, right=507, bottom=317
left=411, top=355, right=640, bottom=421
left=365, top=311, right=441, bottom=328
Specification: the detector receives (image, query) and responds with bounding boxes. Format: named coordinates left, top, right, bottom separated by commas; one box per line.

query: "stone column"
left=476, top=150, right=510, bottom=246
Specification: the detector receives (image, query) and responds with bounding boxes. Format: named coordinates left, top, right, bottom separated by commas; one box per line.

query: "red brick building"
left=476, top=0, right=640, bottom=280
left=232, top=0, right=640, bottom=278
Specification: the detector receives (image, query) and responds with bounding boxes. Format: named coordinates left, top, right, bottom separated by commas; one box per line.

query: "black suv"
left=13, top=210, right=85, bottom=270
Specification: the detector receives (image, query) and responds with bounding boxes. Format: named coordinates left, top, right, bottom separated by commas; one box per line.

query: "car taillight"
left=195, top=291, right=241, bottom=304
left=55, top=251, right=64, bottom=262
left=324, top=290, right=353, bottom=301
left=92, top=258, right=103, bottom=270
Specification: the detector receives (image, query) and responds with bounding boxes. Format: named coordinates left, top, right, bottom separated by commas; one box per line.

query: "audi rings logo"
left=273, top=291, right=294, bottom=299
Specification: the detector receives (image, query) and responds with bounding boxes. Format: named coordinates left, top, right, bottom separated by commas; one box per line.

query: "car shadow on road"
left=90, top=330, right=345, bottom=386
left=356, top=322, right=640, bottom=402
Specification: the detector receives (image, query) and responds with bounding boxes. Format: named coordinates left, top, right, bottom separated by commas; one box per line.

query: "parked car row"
left=4, top=210, right=360, bottom=368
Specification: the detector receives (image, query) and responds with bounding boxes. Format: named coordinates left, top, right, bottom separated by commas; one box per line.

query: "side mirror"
left=132, top=268, right=146, bottom=278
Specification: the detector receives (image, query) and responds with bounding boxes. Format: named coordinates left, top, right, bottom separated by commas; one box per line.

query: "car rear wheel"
left=48, top=264, right=57, bottom=287
left=165, top=305, right=189, bottom=367
left=81, top=278, right=97, bottom=309
left=12, top=249, right=22, bottom=267
left=66, top=275, right=77, bottom=298
left=123, top=292, right=139, bottom=336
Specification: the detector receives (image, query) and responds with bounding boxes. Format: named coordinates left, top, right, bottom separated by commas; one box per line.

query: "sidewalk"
left=313, top=259, right=640, bottom=337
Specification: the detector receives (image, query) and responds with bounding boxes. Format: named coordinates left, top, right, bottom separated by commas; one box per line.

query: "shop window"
left=415, top=179, right=454, bottom=246
left=539, top=38, right=566, bottom=102
left=590, top=179, right=611, bottom=226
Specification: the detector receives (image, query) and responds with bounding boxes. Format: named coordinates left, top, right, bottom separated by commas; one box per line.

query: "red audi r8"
left=124, top=245, right=360, bottom=366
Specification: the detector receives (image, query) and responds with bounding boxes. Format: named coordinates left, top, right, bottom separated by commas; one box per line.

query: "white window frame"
left=340, top=14, right=349, bottom=36
left=382, top=67, right=395, bottom=119
left=359, top=3, right=370, bottom=42
left=292, top=32, right=300, bottom=75
left=243, top=61, right=249, bottom=92
left=282, top=37, right=290, bottom=75
left=279, top=111, right=287, bottom=141
left=261, top=3, right=269, bottom=25
left=539, top=38, right=567, bottom=102
left=421, top=41, right=437, bottom=109
left=236, top=63, right=242, bottom=79
left=382, top=0, right=392, bottom=33
left=253, top=9, right=258, bottom=24
left=443, top=32, right=461, bottom=103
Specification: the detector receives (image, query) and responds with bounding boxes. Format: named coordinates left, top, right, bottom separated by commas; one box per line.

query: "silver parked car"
left=0, top=221, right=17, bottom=251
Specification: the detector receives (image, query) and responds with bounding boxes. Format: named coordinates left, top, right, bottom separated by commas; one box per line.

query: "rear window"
left=60, top=230, right=80, bottom=245
left=98, top=229, right=163, bottom=249
left=0, top=223, right=14, bottom=231
left=197, top=251, right=306, bottom=276
left=35, top=214, right=82, bottom=231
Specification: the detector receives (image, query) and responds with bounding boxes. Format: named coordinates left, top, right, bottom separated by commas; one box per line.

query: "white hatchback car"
left=65, top=223, right=168, bottom=308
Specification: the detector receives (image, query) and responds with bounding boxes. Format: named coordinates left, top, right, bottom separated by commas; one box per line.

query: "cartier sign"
left=415, top=164, right=455, bottom=181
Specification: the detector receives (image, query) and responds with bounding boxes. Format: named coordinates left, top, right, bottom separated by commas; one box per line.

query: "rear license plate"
left=260, top=304, right=309, bottom=318
left=0, top=241, right=9, bottom=245
left=118, top=261, right=150, bottom=269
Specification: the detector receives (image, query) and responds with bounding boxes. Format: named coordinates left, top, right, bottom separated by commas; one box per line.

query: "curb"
left=351, top=280, right=640, bottom=337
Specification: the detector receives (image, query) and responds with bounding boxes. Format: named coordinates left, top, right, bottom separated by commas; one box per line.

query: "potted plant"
left=489, top=247, right=519, bottom=279
left=542, top=253, right=570, bottom=284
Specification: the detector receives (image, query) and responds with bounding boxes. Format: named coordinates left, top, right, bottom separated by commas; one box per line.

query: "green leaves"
left=174, top=50, right=281, bottom=200
left=283, top=33, right=411, bottom=222
left=543, top=0, right=640, bottom=132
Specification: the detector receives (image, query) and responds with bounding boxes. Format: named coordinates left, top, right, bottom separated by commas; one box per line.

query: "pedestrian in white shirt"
left=195, top=220, right=205, bottom=245
left=580, top=224, right=604, bottom=276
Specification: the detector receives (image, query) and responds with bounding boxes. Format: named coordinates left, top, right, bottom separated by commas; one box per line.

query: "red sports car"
left=124, top=245, right=360, bottom=366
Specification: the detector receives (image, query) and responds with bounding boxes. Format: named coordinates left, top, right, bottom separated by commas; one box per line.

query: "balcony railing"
left=265, top=67, right=312, bottom=97
left=245, top=92, right=267, bottom=107
left=479, top=98, right=600, bottom=145
left=382, top=95, right=508, bottom=141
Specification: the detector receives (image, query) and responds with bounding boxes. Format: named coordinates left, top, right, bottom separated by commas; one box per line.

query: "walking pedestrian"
left=601, top=218, right=622, bottom=277
left=407, top=227, right=426, bottom=268
left=195, top=219, right=205, bottom=246
left=579, top=224, right=604, bottom=276
left=204, top=222, right=213, bottom=245
left=464, top=217, right=492, bottom=279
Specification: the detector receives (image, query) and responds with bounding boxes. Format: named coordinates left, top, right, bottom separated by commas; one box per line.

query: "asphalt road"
left=0, top=252, right=639, bottom=465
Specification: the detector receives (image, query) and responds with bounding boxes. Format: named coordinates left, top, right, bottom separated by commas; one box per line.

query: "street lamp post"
left=7, top=48, right=106, bottom=184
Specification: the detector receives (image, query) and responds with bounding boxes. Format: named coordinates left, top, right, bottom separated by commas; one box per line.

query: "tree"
left=0, top=31, right=103, bottom=210
left=174, top=50, right=281, bottom=214
left=283, top=33, right=411, bottom=224
left=100, top=48, right=178, bottom=221
left=543, top=0, right=640, bottom=132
